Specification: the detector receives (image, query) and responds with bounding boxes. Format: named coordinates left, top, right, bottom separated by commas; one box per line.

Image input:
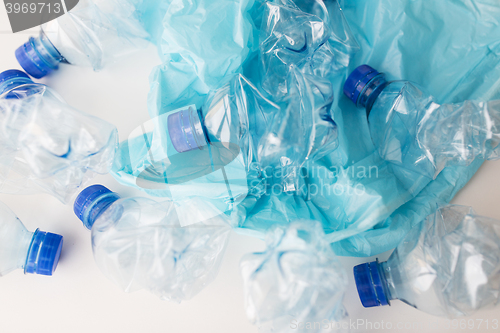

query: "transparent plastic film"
left=240, top=221, right=348, bottom=332
left=0, top=83, right=118, bottom=203
left=91, top=196, right=231, bottom=302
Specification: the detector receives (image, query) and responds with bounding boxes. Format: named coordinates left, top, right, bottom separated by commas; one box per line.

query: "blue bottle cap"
left=167, top=108, right=203, bottom=153
left=0, top=69, right=33, bottom=95
left=74, top=184, right=120, bottom=229
left=0, top=69, right=30, bottom=84
left=15, top=38, right=55, bottom=79
left=343, top=65, right=380, bottom=105
left=25, top=229, right=63, bottom=276
left=353, top=261, right=389, bottom=307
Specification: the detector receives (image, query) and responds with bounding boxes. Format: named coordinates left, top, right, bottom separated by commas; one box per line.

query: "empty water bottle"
left=353, top=205, right=500, bottom=317
left=73, top=184, right=231, bottom=302
left=0, top=70, right=118, bottom=202
left=0, top=201, right=63, bottom=277
left=15, top=0, right=150, bottom=78
left=113, top=71, right=338, bottom=204
left=344, top=65, right=500, bottom=191
left=241, top=221, right=347, bottom=332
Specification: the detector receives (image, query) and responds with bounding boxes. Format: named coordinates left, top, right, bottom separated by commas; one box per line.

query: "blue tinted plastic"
left=240, top=221, right=348, bottom=332
left=116, top=0, right=500, bottom=257
left=73, top=184, right=231, bottom=302
left=243, top=0, right=500, bottom=256
left=0, top=70, right=118, bottom=202
left=355, top=205, right=500, bottom=318
left=0, top=201, right=62, bottom=277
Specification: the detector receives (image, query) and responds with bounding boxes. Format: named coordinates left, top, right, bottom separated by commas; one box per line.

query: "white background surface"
left=1, top=7, right=500, bottom=333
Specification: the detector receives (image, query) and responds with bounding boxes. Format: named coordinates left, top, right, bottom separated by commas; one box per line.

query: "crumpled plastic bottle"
left=15, top=0, right=152, bottom=78
left=240, top=220, right=348, bottom=332
left=73, top=184, right=231, bottom=302
left=344, top=64, right=500, bottom=192
left=112, top=70, right=338, bottom=205
left=354, top=205, right=500, bottom=318
left=0, top=70, right=118, bottom=203
left=0, top=200, right=63, bottom=277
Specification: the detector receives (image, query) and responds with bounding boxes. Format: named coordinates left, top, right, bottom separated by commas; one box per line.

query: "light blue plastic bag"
left=233, top=0, right=500, bottom=256
left=112, top=0, right=500, bottom=257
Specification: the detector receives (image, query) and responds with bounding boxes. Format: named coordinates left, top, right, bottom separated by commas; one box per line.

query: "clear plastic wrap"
left=355, top=205, right=500, bottom=317
left=0, top=73, right=118, bottom=203
left=89, top=195, right=231, bottom=302
left=240, top=221, right=347, bottom=332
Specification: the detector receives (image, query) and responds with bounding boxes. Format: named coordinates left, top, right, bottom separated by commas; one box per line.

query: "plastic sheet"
left=240, top=221, right=347, bottom=332
left=0, top=76, right=117, bottom=203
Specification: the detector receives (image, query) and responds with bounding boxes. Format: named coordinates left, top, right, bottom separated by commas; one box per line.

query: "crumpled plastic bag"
left=240, top=220, right=348, bottom=332
left=113, top=0, right=500, bottom=257
left=112, top=0, right=351, bottom=197
left=234, top=0, right=500, bottom=256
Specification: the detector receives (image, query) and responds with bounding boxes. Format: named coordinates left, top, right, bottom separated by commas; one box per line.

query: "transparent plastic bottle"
left=0, top=70, right=118, bottom=202
left=72, top=184, right=231, bottom=302
left=353, top=205, right=500, bottom=317
left=241, top=221, right=348, bottom=332
left=343, top=65, right=500, bottom=191
left=15, top=0, right=150, bottom=78
left=0, top=201, right=63, bottom=277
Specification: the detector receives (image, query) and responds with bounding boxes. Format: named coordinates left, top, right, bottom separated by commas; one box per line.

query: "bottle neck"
left=15, top=30, right=63, bottom=78
left=357, top=73, right=388, bottom=117
left=81, top=192, right=120, bottom=230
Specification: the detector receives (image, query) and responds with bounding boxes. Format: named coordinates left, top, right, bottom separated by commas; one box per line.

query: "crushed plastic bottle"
left=0, top=201, right=63, bottom=277
left=343, top=64, right=500, bottom=192
left=354, top=205, right=500, bottom=318
left=0, top=70, right=118, bottom=203
left=73, top=184, right=231, bottom=302
left=240, top=220, right=348, bottom=332
left=15, top=0, right=151, bottom=78
left=112, top=71, right=337, bottom=206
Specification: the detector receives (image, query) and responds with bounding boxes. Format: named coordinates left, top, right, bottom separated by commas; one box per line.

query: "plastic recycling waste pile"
left=2, top=0, right=500, bottom=331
